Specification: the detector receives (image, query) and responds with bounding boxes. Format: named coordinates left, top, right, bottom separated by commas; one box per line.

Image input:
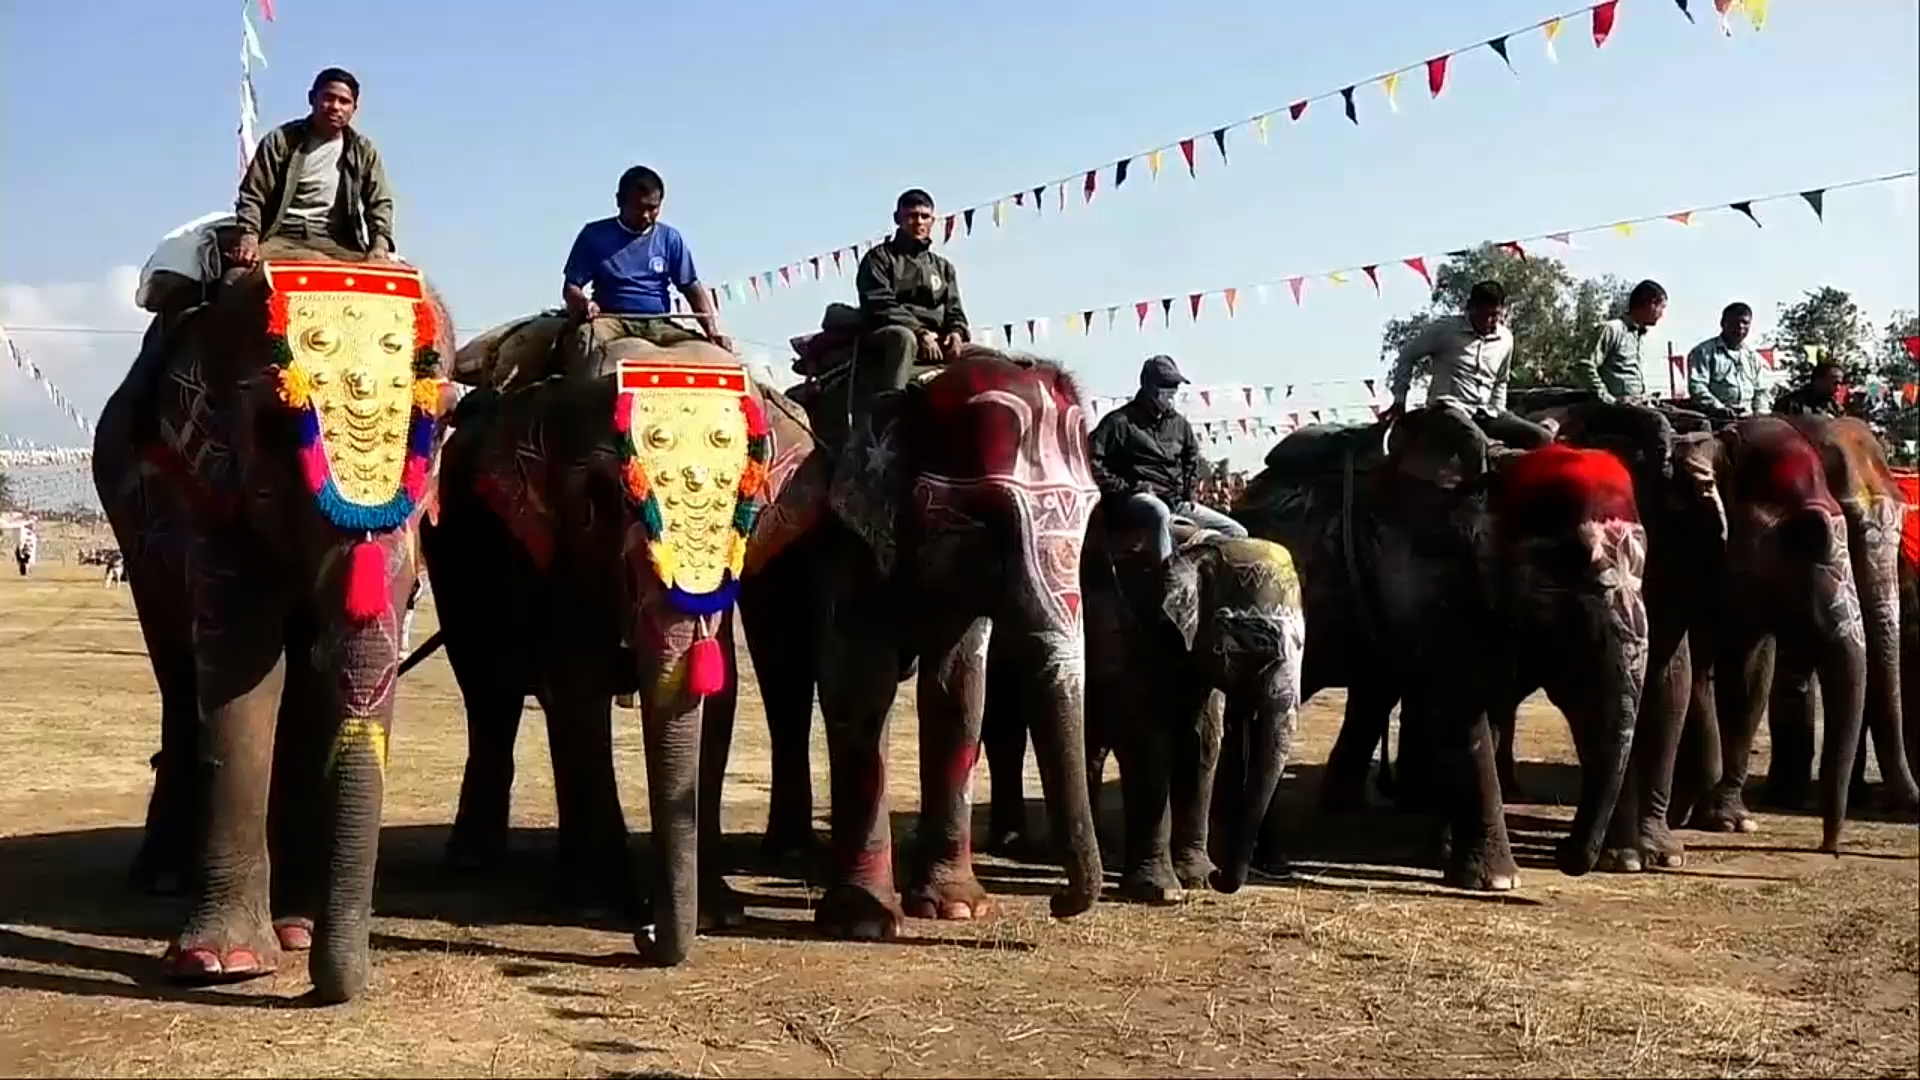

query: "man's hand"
left=367, top=246, right=395, bottom=264
left=225, top=232, right=259, bottom=269
left=917, top=329, right=941, bottom=362
left=941, top=331, right=965, bottom=360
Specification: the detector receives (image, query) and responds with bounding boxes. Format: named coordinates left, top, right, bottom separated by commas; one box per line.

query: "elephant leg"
left=133, top=652, right=200, bottom=897
left=166, top=542, right=288, bottom=982
left=266, top=620, right=330, bottom=953
left=1693, top=633, right=1773, bottom=833
left=1111, top=687, right=1179, bottom=904
left=1434, top=699, right=1519, bottom=892
left=815, top=564, right=906, bottom=940
left=536, top=664, right=635, bottom=923
left=1321, top=678, right=1396, bottom=812
left=903, top=614, right=992, bottom=922
left=445, top=635, right=527, bottom=873
left=696, top=615, right=748, bottom=931
left=982, top=659, right=1031, bottom=856
left=1758, top=661, right=1816, bottom=812
left=1598, top=624, right=1690, bottom=872
left=1669, top=650, right=1721, bottom=828
left=1169, top=686, right=1221, bottom=889
left=1490, top=696, right=1524, bottom=804
left=1855, top=507, right=1920, bottom=812
left=737, top=565, right=819, bottom=868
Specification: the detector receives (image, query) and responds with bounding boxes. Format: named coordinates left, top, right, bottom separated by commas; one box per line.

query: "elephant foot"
left=1115, top=864, right=1185, bottom=905
left=1444, top=843, right=1520, bottom=892
left=815, top=883, right=905, bottom=942
left=273, top=916, right=314, bottom=952
left=1637, top=820, right=1685, bottom=870
left=903, top=871, right=991, bottom=921
left=1172, top=851, right=1216, bottom=892
left=1594, top=847, right=1645, bottom=874
left=164, top=908, right=281, bottom=983
left=1688, top=790, right=1759, bottom=834
left=699, top=879, right=748, bottom=932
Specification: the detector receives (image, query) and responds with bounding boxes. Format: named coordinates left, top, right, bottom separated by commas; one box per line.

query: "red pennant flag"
left=1498, top=240, right=1527, bottom=260
left=1905, top=335, right=1920, bottom=360
left=1592, top=0, right=1619, bottom=47
left=259, top=0, right=276, bottom=19
left=1189, top=293, right=1204, bottom=320
left=778, top=265, right=792, bottom=285
left=1200, top=389, right=1212, bottom=407
left=1224, top=287, right=1239, bottom=316
left=809, top=256, right=821, bottom=279
left=1135, top=301, right=1151, bottom=328
left=1667, top=212, right=1693, bottom=226
left=1179, top=138, right=1197, bottom=177
left=943, top=215, right=956, bottom=243
left=1288, top=100, right=1308, bottom=121
left=1362, top=265, right=1381, bottom=294
left=1083, top=169, right=1098, bottom=203
left=1669, top=352, right=1687, bottom=373
left=1426, top=55, right=1450, bottom=97
left=831, top=249, right=844, bottom=274
left=1287, top=276, right=1305, bottom=304
left=1404, top=256, right=1433, bottom=289
left=1160, top=297, right=1174, bottom=327
left=1758, top=347, right=1777, bottom=368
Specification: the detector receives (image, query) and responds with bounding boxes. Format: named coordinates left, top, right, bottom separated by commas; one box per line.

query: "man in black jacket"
left=1089, top=355, right=1247, bottom=563
left=852, top=189, right=969, bottom=412
left=1772, top=361, right=1846, bottom=418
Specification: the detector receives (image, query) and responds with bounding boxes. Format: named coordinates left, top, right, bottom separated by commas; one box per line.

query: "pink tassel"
left=403, top=456, right=429, bottom=501
left=686, top=635, right=726, bottom=697
left=299, top=443, right=330, bottom=491
left=344, top=541, right=389, bottom=622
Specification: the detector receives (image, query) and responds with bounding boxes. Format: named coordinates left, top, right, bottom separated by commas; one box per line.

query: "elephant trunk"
left=1857, top=536, right=1919, bottom=805
left=1207, top=686, right=1296, bottom=894
left=637, top=641, right=704, bottom=965
left=1816, top=616, right=1870, bottom=854
left=1011, top=630, right=1103, bottom=918
left=1557, top=593, right=1648, bottom=877
left=310, top=705, right=390, bottom=1004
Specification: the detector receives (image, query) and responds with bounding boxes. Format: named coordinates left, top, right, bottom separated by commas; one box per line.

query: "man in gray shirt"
left=1388, top=280, right=1553, bottom=447
left=228, top=67, right=396, bottom=268
left=1685, top=301, right=1764, bottom=417
left=1575, top=279, right=1666, bottom=404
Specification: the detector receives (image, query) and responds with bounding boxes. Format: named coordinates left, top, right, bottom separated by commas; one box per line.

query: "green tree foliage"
left=1877, top=309, right=1918, bottom=464
left=1771, top=286, right=1877, bottom=383
left=1380, top=244, right=1630, bottom=390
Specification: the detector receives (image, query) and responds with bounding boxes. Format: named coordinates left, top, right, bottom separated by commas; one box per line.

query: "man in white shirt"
left=1386, top=280, right=1552, bottom=448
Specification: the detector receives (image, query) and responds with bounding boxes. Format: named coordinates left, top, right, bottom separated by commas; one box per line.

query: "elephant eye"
left=379, top=332, right=408, bottom=354
left=643, top=425, right=676, bottom=451
left=302, top=326, right=339, bottom=354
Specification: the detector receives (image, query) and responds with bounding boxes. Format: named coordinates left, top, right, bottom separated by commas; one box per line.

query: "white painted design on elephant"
left=1820, top=510, right=1867, bottom=648
left=1028, top=627, right=1087, bottom=693
left=1579, top=518, right=1651, bottom=689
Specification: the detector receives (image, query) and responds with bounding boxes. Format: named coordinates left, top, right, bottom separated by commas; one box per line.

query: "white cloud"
left=0, top=265, right=146, bottom=446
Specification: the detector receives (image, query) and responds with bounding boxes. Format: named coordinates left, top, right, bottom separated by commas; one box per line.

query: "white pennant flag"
left=240, top=72, right=259, bottom=125
left=242, top=11, right=268, bottom=68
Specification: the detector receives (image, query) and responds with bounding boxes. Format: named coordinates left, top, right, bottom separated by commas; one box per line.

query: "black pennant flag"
left=1674, top=0, right=1694, bottom=22
left=1488, top=35, right=1515, bottom=73
left=1730, top=200, right=1762, bottom=228
left=1031, top=185, right=1045, bottom=212
left=1160, top=297, right=1174, bottom=327
left=1341, top=85, right=1358, bottom=124
left=1211, top=126, right=1228, bottom=162
left=1800, top=189, right=1826, bottom=221
left=1114, top=158, right=1131, bottom=187
left=1002, top=323, right=1014, bottom=344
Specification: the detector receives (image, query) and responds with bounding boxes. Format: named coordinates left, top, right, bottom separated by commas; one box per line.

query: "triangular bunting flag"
left=809, top=256, right=821, bottom=279
left=943, top=215, right=957, bottom=243
left=1362, top=265, right=1381, bottom=293
left=1405, top=256, right=1433, bottom=289
left=1115, top=158, right=1131, bottom=187
left=1066, top=312, right=1084, bottom=336
left=1427, top=54, right=1450, bottom=97
left=963, top=208, right=976, bottom=234
left=1328, top=271, right=1349, bottom=286
left=1543, top=17, right=1563, bottom=62
left=1106, top=306, right=1118, bottom=331
left=1675, top=0, right=1694, bottom=23
left=1032, top=185, right=1046, bottom=210
left=1255, top=114, right=1270, bottom=143
left=1747, top=0, right=1768, bottom=29
left=1758, top=346, right=1776, bottom=368
left=1365, top=378, right=1377, bottom=396
left=1667, top=212, right=1693, bottom=226
left=1058, top=182, right=1067, bottom=211
left=1255, top=284, right=1271, bottom=306
left=1083, top=170, right=1098, bottom=203
left=1160, top=297, right=1174, bottom=327
left=1381, top=71, right=1401, bottom=112
left=1592, top=1, right=1619, bottom=47
left=1489, top=35, right=1515, bottom=73
left=1288, top=277, right=1305, bottom=304
left=1135, top=301, right=1151, bottom=328
left=1546, top=232, right=1573, bottom=245
left=1499, top=240, right=1527, bottom=260
left=1025, top=319, right=1037, bottom=343
left=1800, top=189, right=1825, bottom=220
left=1003, top=323, right=1014, bottom=344
left=1613, top=222, right=1635, bottom=238
left=1223, top=287, right=1239, bottom=316
left=1731, top=200, right=1762, bottom=227
left=1148, top=149, right=1164, bottom=179
left=832, top=249, right=844, bottom=273
left=1211, top=127, right=1228, bottom=163
left=992, top=200, right=1005, bottom=228
left=1179, top=138, right=1197, bottom=177
left=1288, top=100, right=1308, bottom=121
left=779, top=266, right=792, bottom=285
left=1189, top=293, right=1204, bottom=320
left=748, top=276, right=761, bottom=299
left=1200, top=389, right=1212, bottom=407
left=1341, top=85, right=1358, bottom=124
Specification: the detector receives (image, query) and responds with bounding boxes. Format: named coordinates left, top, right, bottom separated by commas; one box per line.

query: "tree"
left=1380, top=244, right=1630, bottom=391
left=1771, top=286, right=1876, bottom=384
left=1876, top=309, right=1919, bottom=464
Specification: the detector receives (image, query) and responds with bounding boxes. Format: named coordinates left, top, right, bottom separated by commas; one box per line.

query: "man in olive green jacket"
left=227, top=66, right=396, bottom=267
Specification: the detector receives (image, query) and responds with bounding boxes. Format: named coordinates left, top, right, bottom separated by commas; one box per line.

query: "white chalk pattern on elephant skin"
left=1849, top=495, right=1903, bottom=651
left=1580, top=518, right=1651, bottom=686
left=328, top=538, right=407, bottom=717
left=1820, top=511, right=1868, bottom=648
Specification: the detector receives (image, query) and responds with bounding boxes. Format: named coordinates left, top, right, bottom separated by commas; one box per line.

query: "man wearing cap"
left=1089, top=355, right=1248, bottom=564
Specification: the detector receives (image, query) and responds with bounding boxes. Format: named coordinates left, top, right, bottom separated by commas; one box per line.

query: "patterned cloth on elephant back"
left=453, top=312, right=706, bottom=390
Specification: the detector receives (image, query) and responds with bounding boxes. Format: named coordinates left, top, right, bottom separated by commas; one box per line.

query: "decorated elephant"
left=91, top=255, right=455, bottom=1002
left=792, top=345, right=1104, bottom=937
left=1233, top=405, right=1650, bottom=890
left=420, top=333, right=823, bottom=966
left=982, top=516, right=1306, bottom=901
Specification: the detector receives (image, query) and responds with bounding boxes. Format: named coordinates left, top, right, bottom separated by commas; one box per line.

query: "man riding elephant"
left=1386, top=280, right=1553, bottom=449
left=559, top=165, right=733, bottom=373
left=1574, top=279, right=1667, bottom=405
left=850, top=188, right=970, bottom=420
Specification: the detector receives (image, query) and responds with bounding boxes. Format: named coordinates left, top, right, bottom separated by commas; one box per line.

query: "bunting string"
left=957, top=170, right=1916, bottom=347
left=709, top=0, right=1758, bottom=310
left=1, top=326, right=96, bottom=438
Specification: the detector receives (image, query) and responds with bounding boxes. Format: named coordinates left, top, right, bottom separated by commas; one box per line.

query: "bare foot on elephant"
left=1444, top=843, right=1521, bottom=892
left=1172, top=850, right=1216, bottom=892
left=903, top=871, right=991, bottom=921
left=815, top=884, right=905, bottom=941
left=1116, top=862, right=1185, bottom=905
left=165, top=907, right=281, bottom=982
left=1689, top=788, right=1760, bottom=834
left=1637, top=819, right=1685, bottom=869
left=1595, top=847, right=1645, bottom=873
left=273, top=916, right=314, bottom=951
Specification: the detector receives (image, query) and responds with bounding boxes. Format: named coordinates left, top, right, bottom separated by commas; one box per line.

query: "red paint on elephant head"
left=1723, top=420, right=1842, bottom=517
left=1495, top=444, right=1639, bottom=536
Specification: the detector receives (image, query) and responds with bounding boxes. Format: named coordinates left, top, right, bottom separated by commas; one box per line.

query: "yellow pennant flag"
left=1613, top=222, right=1635, bottom=238
left=1328, top=271, right=1349, bottom=286
left=1747, top=0, right=1768, bottom=29
left=1381, top=71, right=1401, bottom=113
left=1543, top=17, right=1563, bottom=63
left=992, top=200, right=1005, bottom=229
left=1065, top=311, right=1084, bottom=336
left=1148, top=149, right=1163, bottom=179
left=1254, top=113, right=1270, bottom=143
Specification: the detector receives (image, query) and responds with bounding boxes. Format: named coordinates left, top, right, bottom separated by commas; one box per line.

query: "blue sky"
left=3, top=0, right=1917, bottom=467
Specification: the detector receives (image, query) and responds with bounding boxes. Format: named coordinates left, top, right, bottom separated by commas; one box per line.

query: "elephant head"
left=1491, top=444, right=1650, bottom=876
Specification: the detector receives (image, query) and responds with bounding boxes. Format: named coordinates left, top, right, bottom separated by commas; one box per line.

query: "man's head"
left=894, top=189, right=936, bottom=244
left=615, top=166, right=665, bottom=231
left=307, top=68, right=360, bottom=137
left=1808, top=361, right=1842, bottom=399
left=1138, top=354, right=1189, bottom=413
left=1627, top=279, right=1668, bottom=328
left=1465, top=280, right=1507, bottom=336
left=1719, top=301, right=1753, bottom=347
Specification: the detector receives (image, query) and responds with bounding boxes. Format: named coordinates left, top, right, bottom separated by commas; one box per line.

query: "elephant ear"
left=827, top=406, right=910, bottom=577
left=467, top=388, right=560, bottom=573
left=1158, top=546, right=1204, bottom=652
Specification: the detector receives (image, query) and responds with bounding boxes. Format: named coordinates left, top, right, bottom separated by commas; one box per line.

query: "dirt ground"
left=0, top=564, right=1914, bottom=1079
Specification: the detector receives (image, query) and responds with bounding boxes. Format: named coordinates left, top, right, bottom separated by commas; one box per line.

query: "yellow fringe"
left=411, top=377, right=442, bottom=415
left=649, top=540, right=678, bottom=587
left=278, top=361, right=314, bottom=409
left=728, top=532, right=747, bottom=577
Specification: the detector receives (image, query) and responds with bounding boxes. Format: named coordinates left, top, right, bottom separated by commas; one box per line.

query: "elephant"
left=420, top=335, right=824, bottom=966
left=792, top=345, right=1105, bottom=938
left=981, top=515, right=1306, bottom=902
left=1670, top=415, right=1912, bottom=849
left=1233, top=404, right=1650, bottom=890
left=91, top=254, right=456, bottom=1001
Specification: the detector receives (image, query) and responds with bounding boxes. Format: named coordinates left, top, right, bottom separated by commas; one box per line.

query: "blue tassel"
left=640, top=497, right=664, bottom=537
left=297, top=408, right=321, bottom=445
left=314, top=482, right=414, bottom=533
left=666, top=577, right=739, bottom=617
left=408, top=411, right=435, bottom=456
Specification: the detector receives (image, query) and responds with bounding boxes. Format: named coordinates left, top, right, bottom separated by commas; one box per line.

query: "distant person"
left=1089, top=355, right=1248, bottom=565
left=560, top=165, right=731, bottom=367
left=1385, top=279, right=1552, bottom=448
left=229, top=67, right=397, bottom=267
left=1575, top=279, right=1666, bottom=404
left=1686, top=302, right=1764, bottom=417
left=1773, top=361, right=1846, bottom=418
left=851, top=189, right=971, bottom=417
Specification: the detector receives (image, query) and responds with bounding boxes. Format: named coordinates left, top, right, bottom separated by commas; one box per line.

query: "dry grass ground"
left=0, top=564, right=1914, bottom=1078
